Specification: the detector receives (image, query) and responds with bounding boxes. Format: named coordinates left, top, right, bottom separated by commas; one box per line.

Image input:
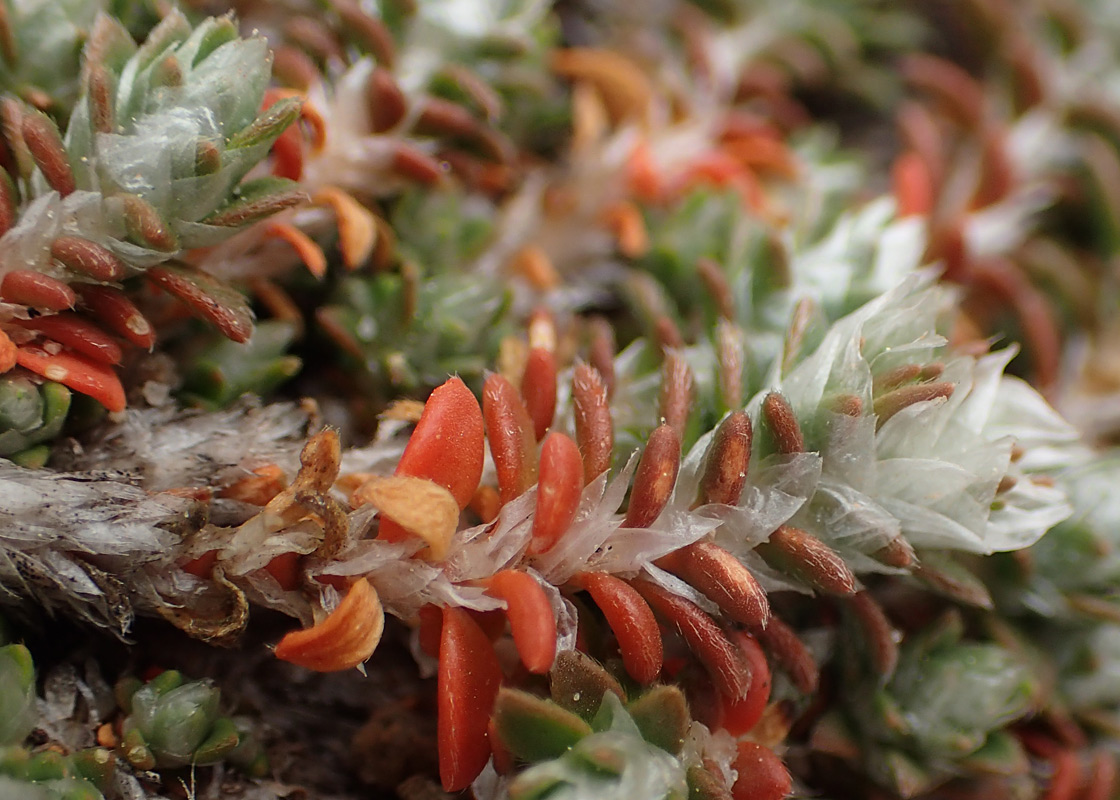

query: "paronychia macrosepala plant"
left=5, top=3, right=1120, bottom=800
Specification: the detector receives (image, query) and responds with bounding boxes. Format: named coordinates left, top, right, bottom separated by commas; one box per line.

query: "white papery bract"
left=742, top=275, right=1076, bottom=562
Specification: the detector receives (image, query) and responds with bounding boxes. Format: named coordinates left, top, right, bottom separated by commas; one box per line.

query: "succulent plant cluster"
left=0, top=618, right=264, bottom=800
left=5, top=1, right=1120, bottom=800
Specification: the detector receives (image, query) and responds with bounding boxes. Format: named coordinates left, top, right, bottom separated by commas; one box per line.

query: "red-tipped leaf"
left=438, top=606, right=503, bottom=792
left=379, top=376, right=484, bottom=543
left=487, top=570, right=556, bottom=674
left=529, top=432, right=583, bottom=555
left=579, top=571, right=663, bottom=684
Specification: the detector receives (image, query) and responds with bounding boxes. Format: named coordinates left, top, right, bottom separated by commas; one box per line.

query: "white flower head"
left=750, top=276, right=1074, bottom=559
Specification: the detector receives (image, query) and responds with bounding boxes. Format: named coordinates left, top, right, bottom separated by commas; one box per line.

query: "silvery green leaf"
left=505, top=695, right=688, bottom=800
left=1057, top=624, right=1120, bottom=712
left=883, top=639, right=1035, bottom=760
left=0, top=645, right=36, bottom=746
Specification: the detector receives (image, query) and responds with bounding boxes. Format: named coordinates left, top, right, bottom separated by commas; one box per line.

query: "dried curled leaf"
left=551, top=48, right=652, bottom=124
left=354, top=475, right=459, bottom=561
left=314, top=186, right=377, bottom=269
left=273, top=578, right=384, bottom=671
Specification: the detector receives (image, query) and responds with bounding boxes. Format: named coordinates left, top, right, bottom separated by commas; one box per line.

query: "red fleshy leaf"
left=438, top=606, right=503, bottom=792
left=16, top=345, right=125, bottom=411
left=147, top=263, right=254, bottom=343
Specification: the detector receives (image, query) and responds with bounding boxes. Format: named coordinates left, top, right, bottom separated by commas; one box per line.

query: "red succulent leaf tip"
left=578, top=571, right=663, bottom=684
left=657, top=542, right=769, bottom=629
left=522, top=346, right=557, bottom=441
left=731, top=741, right=792, bottom=800
left=873, top=381, right=955, bottom=429
left=761, top=392, right=804, bottom=455
left=752, top=615, right=819, bottom=695
left=632, top=578, right=751, bottom=702
left=0, top=328, right=16, bottom=373
left=655, top=315, right=685, bottom=355
left=601, top=200, right=649, bottom=258
left=391, top=142, right=445, bottom=185
left=120, top=194, right=177, bottom=251
left=625, top=423, right=681, bottom=529
left=16, top=345, right=125, bottom=412
left=572, top=362, right=613, bottom=485
left=22, top=108, right=74, bottom=196
left=265, top=221, right=329, bottom=280
left=438, top=606, right=503, bottom=792
left=1, top=270, right=76, bottom=311
left=627, top=138, right=663, bottom=201
left=273, top=578, right=383, bottom=672
left=872, top=363, right=922, bottom=394
left=76, top=285, right=155, bottom=349
left=414, top=96, right=479, bottom=139
left=528, top=432, right=583, bottom=556
left=483, top=372, right=538, bottom=505
left=50, top=236, right=127, bottom=281
left=368, top=67, right=408, bottom=133
left=892, top=151, right=934, bottom=219
left=0, top=324, right=12, bottom=371
left=487, top=570, right=557, bottom=674
left=874, top=536, right=916, bottom=570
left=846, top=591, right=898, bottom=678
left=146, top=264, right=254, bottom=344
left=14, top=314, right=123, bottom=365
left=697, top=258, right=736, bottom=320
left=696, top=411, right=752, bottom=507
left=659, top=350, right=693, bottom=440
left=759, top=525, right=857, bottom=597
left=587, top=317, right=617, bottom=399
left=379, top=375, right=484, bottom=543
left=270, top=121, right=304, bottom=181
left=721, top=631, right=772, bottom=736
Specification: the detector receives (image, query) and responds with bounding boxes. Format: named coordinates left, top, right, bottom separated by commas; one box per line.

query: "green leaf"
left=493, top=688, right=594, bottom=763
left=69, top=748, right=115, bottom=793
left=0, top=645, right=37, bottom=746
left=24, top=751, right=67, bottom=782
left=180, top=320, right=301, bottom=409
left=128, top=678, right=222, bottom=767
left=959, top=731, right=1029, bottom=777
left=626, top=686, right=690, bottom=755
left=193, top=716, right=240, bottom=764
left=686, top=764, right=733, bottom=800
left=227, top=97, right=302, bottom=150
